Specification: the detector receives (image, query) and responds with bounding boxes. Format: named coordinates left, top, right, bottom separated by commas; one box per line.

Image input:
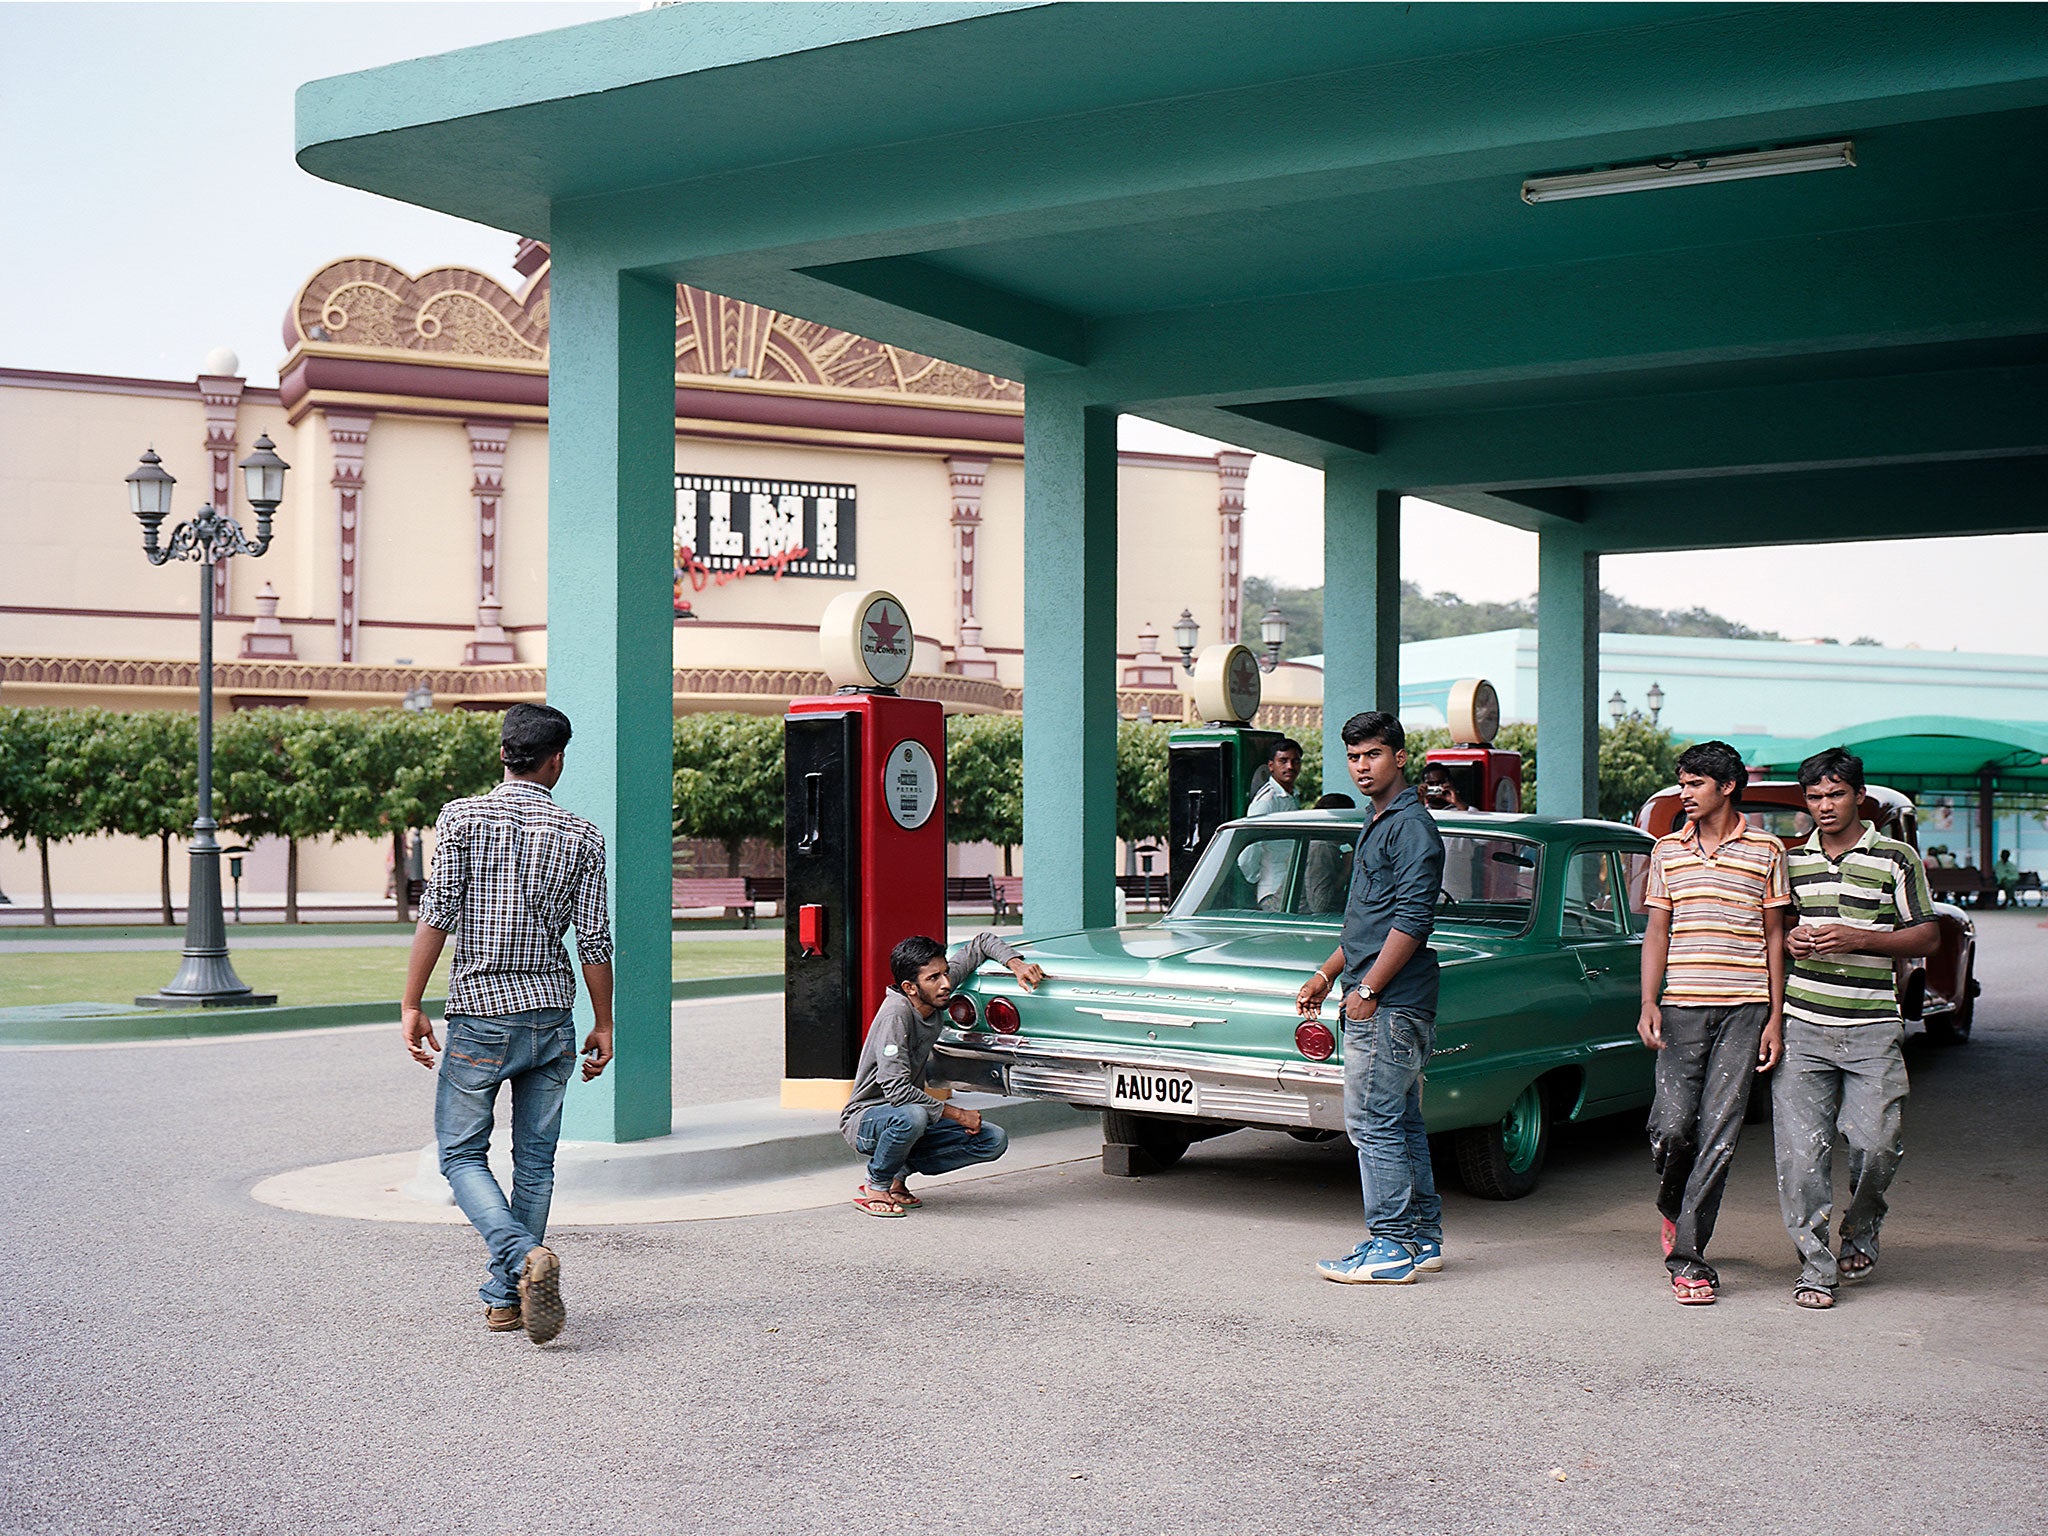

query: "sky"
left=6, top=1, right=2044, bottom=657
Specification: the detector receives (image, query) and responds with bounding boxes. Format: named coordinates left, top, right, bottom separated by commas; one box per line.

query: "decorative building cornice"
left=1, top=655, right=1021, bottom=714
left=283, top=254, right=1024, bottom=405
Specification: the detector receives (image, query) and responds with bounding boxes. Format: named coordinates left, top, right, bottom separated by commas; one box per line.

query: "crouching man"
left=844, top=933, right=1045, bottom=1216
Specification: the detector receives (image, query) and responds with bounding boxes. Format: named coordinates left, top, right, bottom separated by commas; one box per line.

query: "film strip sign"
left=674, top=475, right=858, bottom=582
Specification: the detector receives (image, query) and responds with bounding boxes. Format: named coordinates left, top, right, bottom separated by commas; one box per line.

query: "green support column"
left=1536, top=526, right=1600, bottom=818
left=1022, top=379, right=1118, bottom=932
left=547, top=238, right=677, bottom=1143
left=1321, top=458, right=1400, bottom=795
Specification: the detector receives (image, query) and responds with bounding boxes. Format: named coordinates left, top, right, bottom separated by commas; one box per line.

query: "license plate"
left=1106, top=1068, right=1199, bottom=1115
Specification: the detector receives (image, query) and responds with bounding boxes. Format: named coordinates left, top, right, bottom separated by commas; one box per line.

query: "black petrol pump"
left=1166, top=643, right=1277, bottom=898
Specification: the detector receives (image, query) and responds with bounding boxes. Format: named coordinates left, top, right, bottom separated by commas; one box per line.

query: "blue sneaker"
left=1316, top=1236, right=1420, bottom=1284
left=1411, top=1238, right=1444, bottom=1273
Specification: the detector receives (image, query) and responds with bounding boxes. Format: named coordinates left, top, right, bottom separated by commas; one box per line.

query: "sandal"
left=1794, top=1286, right=1835, bottom=1310
left=888, top=1184, right=923, bottom=1210
left=1839, top=1252, right=1875, bottom=1284
left=1673, top=1275, right=1717, bottom=1306
left=852, top=1187, right=906, bottom=1218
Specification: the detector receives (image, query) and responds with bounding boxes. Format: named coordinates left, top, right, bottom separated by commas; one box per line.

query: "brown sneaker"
left=484, top=1305, right=523, bottom=1332
left=519, top=1245, right=564, bottom=1344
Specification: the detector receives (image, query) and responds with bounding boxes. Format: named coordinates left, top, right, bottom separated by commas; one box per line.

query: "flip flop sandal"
left=1673, top=1276, right=1717, bottom=1305
left=1839, top=1254, right=1875, bottom=1284
left=1794, top=1287, right=1835, bottom=1309
left=888, top=1187, right=924, bottom=1209
left=852, top=1188, right=906, bottom=1217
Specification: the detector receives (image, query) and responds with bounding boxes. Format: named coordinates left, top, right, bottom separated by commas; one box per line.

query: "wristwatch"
left=1355, top=982, right=1376, bottom=1002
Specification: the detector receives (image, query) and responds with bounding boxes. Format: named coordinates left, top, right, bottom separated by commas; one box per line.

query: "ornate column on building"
left=463, top=420, right=518, bottom=664
left=327, top=413, right=372, bottom=663
left=945, top=454, right=997, bottom=678
left=1216, top=449, right=1252, bottom=644
left=198, top=351, right=245, bottom=618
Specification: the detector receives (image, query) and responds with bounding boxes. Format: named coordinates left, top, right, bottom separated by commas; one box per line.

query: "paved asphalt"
left=4, top=914, right=2045, bottom=1535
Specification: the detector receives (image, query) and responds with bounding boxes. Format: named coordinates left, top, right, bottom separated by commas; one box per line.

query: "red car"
left=1636, top=781, right=1979, bottom=1042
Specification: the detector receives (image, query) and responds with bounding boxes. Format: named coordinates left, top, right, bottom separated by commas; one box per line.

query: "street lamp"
left=1646, top=680, right=1665, bottom=726
left=402, top=681, right=435, bottom=712
left=1607, top=689, right=1627, bottom=727
left=125, top=434, right=290, bottom=1007
left=1172, top=608, right=1200, bottom=672
left=1258, top=605, right=1290, bottom=672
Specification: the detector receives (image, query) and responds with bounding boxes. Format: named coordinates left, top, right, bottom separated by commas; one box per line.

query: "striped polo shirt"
left=1785, top=822, right=1935, bottom=1026
left=1645, top=820, right=1790, bottom=1007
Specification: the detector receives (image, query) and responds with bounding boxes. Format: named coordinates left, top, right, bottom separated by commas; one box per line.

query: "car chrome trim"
left=1072, top=1007, right=1224, bottom=1028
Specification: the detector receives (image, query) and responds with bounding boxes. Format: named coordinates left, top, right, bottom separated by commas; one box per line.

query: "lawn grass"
left=0, top=940, right=783, bottom=1010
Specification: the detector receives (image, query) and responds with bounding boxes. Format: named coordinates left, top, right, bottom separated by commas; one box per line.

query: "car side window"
left=1622, top=851, right=1652, bottom=931
left=1562, top=850, right=1623, bottom=940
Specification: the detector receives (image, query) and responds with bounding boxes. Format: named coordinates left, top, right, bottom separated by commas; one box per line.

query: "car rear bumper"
left=932, top=1029, right=1347, bottom=1132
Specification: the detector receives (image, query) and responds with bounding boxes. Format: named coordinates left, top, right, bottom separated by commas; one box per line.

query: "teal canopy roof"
left=1748, top=717, right=2048, bottom=783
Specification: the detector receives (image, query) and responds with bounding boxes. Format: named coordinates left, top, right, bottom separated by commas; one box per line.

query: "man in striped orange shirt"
left=1639, top=741, right=1789, bottom=1305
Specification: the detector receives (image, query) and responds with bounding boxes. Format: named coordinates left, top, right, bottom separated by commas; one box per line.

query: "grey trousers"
left=1648, top=1004, right=1766, bottom=1283
left=1772, top=1018, right=1909, bottom=1294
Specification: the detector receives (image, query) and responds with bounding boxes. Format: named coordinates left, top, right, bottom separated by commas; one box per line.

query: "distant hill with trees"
left=1243, top=576, right=1810, bottom=662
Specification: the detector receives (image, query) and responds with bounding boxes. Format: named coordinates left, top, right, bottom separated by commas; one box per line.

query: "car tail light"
left=987, top=997, right=1021, bottom=1035
left=947, top=995, right=978, bottom=1029
left=1295, top=1021, right=1336, bottom=1061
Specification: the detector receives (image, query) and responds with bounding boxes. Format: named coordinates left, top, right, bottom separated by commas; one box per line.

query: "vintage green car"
left=934, top=810, right=1658, bottom=1198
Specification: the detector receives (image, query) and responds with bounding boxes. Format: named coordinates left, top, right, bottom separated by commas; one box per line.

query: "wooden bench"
left=946, top=875, right=1000, bottom=917
left=673, top=876, right=758, bottom=926
left=992, top=875, right=1023, bottom=921
left=1927, top=867, right=1993, bottom=906
left=2016, top=870, right=2044, bottom=907
left=744, top=875, right=785, bottom=912
left=1115, top=873, right=1170, bottom=911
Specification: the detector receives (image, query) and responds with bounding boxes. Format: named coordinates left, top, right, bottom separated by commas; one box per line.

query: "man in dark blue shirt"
left=1296, top=711, right=1447, bottom=1284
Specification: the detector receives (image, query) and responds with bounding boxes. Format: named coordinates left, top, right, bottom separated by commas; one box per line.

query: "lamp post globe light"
left=1258, top=604, right=1290, bottom=672
left=1646, top=680, right=1665, bottom=726
left=1608, top=689, right=1628, bottom=727
left=1173, top=608, right=1200, bottom=673
left=124, top=433, right=290, bottom=1007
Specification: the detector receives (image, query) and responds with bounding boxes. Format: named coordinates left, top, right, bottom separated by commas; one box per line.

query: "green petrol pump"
left=1167, top=643, right=1280, bottom=900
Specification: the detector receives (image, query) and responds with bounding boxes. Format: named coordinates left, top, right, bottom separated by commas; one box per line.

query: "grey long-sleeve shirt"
left=839, top=931, right=1020, bottom=1147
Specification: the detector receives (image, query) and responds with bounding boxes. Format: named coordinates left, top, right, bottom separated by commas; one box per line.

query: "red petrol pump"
left=782, top=589, right=946, bottom=1109
left=1421, top=678, right=1522, bottom=811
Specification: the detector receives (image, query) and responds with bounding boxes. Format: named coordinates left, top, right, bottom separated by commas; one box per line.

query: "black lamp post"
left=126, top=435, right=289, bottom=1007
left=1646, top=680, right=1665, bottom=726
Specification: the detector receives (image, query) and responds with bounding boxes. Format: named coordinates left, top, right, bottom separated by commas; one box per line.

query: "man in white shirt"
left=1238, top=737, right=1304, bottom=909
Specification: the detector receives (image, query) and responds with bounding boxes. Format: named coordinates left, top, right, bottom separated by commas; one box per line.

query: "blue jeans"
left=1342, top=1005, right=1442, bottom=1248
left=436, top=1008, right=577, bottom=1308
left=854, top=1102, right=1008, bottom=1189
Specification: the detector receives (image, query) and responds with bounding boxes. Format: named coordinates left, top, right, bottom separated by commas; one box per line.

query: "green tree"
left=0, top=709, right=101, bottom=925
left=1116, top=720, right=1171, bottom=845
left=1597, top=716, right=1685, bottom=824
left=945, top=713, right=1023, bottom=871
left=86, top=711, right=197, bottom=925
left=367, top=709, right=501, bottom=921
left=673, top=712, right=785, bottom=875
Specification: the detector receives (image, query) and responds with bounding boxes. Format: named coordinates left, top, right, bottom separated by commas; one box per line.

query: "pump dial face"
left=885, top=740, right=939, bottom=829
left=1448, top=677, right=1501, bottom=746
left=819, top=587, right=915, bottom=689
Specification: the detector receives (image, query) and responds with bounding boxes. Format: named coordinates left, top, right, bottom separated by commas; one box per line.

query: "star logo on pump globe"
left=857, top=595, right=914, bottom=686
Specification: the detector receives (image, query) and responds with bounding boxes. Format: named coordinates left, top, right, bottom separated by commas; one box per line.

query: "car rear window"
left=1174, top=825, right=1541, bottom=930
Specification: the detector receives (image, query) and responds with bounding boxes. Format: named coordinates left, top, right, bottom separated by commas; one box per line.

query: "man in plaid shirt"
left=402, top=703, right=613, bottom=1345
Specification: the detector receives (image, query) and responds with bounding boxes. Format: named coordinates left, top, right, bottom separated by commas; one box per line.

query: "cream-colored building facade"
left=1, top=242, right=1262, bottom=904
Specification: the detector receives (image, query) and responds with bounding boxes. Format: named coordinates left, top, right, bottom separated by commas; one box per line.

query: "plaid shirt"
left=418, top=780, right=612, bottom=1017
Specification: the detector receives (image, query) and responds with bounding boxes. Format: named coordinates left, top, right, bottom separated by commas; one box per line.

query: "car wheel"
left=1925, top=963, right=1976, bottom=1044
left=1101, top=1109, right=1192, bottom=1176
left=1453, top=1081, right=1550, bottom=1201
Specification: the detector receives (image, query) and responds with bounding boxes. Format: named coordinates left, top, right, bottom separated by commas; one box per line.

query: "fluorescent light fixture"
left=1521, top=140, right=1855, bottom=204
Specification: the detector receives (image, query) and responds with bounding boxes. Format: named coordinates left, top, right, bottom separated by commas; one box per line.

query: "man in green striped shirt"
left=1775, top=747, right=1939, bottom=1309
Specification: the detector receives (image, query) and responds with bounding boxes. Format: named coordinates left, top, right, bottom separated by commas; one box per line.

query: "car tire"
left=1925, top=963, right=1976, bottom=1044
left=1101, top=1109, right=1192, bottom=1175
left=1453, top=1081, right=1550, bottom=1201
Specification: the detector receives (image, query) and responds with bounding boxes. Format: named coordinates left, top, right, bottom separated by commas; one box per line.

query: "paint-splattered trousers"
left=1648, top=1004, right=1766, bottom=1284
left=1772, top=1018, right=1909, bottom=1295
